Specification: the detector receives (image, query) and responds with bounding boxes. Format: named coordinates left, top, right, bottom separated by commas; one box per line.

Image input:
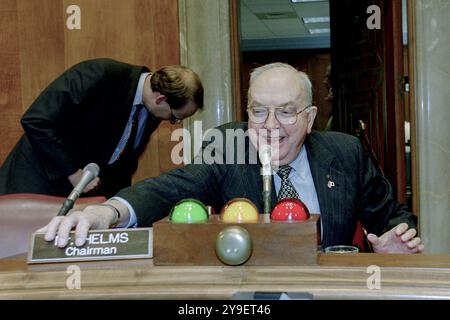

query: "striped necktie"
left=277, top=165, right=299, bottom=200
left=122, top=104, right=143, bottom=154
left=109, top=104, right=143, bottom=164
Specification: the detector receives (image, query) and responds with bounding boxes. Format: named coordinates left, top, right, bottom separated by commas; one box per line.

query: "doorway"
left=232, top=0, right=416, bottom=213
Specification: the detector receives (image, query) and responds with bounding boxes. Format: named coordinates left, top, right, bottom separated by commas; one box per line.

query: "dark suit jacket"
left=0, top=59, right=161, bottom=198
left=117, top=122, right=416, bottom=248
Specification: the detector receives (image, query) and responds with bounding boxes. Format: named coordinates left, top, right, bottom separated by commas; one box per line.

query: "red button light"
left=270, top=198, right=310, bottom=221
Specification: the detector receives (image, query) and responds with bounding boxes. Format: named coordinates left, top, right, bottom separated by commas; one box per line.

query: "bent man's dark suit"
left=0, top=59, right=161, bottom=198
left=116, top=122, right=416, bottom=248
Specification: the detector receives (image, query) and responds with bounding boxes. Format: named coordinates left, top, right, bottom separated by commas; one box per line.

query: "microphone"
left=259, top=144, right=272, bottom=214
left=57, top=163, right=100, bottom=216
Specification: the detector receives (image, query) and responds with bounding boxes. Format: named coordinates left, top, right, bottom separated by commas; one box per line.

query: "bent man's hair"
left=151, top=65, right=204, bottom=110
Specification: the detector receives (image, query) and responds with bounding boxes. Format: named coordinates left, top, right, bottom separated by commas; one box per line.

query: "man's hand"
left=37, top=204, right=117, bottom=248
left=367, top=223, right=424, bottom=253
left=68, top=169, right=100, bottom=193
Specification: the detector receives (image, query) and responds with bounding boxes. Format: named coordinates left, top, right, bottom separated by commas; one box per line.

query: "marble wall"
left=414, top=0, right=450, bottom=253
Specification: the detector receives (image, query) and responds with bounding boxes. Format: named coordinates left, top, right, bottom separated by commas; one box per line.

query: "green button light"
left=169, top=199, right=208, bottom=223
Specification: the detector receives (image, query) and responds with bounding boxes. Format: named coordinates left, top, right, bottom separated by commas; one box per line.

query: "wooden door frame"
left=406, top=0, right=419, bottom=217
left=230, top=0, right=243, bottom=122
left=384, top=0, right=407, bottom=204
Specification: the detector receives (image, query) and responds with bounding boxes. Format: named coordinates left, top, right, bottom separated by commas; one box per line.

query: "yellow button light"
left=220, top=198, right=259, bottom=223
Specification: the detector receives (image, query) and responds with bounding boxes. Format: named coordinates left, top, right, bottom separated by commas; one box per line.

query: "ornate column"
left=178, top=0, right=234, bottom=160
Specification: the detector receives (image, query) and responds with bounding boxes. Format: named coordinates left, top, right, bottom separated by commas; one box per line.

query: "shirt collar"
left=289, top=144, right=307, bottom=173
left=133, top=72, right=151, bottom=106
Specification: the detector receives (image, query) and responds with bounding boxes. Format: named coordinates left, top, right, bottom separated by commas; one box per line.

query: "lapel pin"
left=326, top=175, right=335, bottom=189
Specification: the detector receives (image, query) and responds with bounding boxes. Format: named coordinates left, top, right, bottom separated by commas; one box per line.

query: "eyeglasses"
left=247, top=105, right=311, bottom=125
left=169, top=108, right=183, bottom=124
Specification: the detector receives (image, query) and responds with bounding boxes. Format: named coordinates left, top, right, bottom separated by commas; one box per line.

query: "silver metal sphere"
left=215, top=226, right=252, bottom=265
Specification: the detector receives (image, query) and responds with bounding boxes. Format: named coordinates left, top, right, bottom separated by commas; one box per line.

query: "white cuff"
left=110, top=196, right=138, bottom=228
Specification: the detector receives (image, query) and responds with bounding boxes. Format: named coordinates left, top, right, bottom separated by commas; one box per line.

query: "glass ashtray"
left=324, top=245, right=359, bottom=253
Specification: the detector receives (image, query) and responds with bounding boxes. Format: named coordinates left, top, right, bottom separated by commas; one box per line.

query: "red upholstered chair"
left=0, top=194, right=106, bottom=259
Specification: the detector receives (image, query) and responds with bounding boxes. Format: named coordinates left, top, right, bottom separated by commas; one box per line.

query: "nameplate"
left=27, top=228, right=153, bottom=264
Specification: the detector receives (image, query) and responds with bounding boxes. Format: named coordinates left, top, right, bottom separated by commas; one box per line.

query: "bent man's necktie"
left=109, top=104, right=143, bottom=164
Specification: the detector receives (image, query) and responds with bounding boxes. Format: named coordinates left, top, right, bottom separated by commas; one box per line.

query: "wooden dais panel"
left=153, top=214, right=319, bottom=266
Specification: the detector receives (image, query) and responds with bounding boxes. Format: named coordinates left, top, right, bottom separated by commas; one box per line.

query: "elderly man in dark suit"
left=41, top=62, right=423, bottom=253
left=0, top=58, right=203, bottom=198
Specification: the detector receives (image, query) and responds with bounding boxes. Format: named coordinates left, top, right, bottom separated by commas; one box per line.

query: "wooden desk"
left=1, top=254, right=450, bottom=299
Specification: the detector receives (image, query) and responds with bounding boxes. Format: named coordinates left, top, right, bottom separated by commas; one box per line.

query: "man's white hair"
left=249, top=62, right=312, bottom=106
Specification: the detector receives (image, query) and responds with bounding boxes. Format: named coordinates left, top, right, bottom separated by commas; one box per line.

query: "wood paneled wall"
left=0, top=0, right=181, bottom=184
left=0, top=0, right=24, bottom=169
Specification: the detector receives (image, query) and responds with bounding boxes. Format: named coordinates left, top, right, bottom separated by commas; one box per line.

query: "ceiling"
left=239, top=0, right=331, bottom=51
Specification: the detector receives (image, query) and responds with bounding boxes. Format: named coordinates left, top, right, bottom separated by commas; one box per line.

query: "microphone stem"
left=262, top=174, right=272, bottom=214
left=57, top=199, right=75, bottom=216
left=263, top=190, right=271, bottom=214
